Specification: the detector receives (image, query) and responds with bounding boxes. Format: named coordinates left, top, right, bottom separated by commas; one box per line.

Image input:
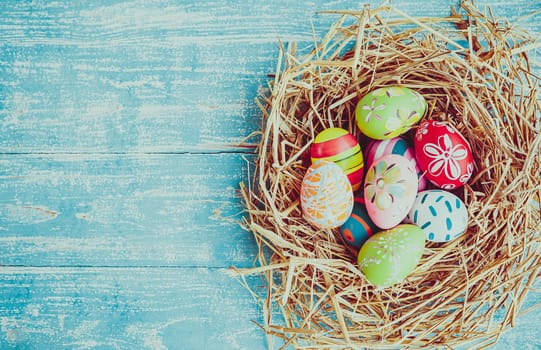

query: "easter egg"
left=355, top=86, right=426, bottom=140
left=405, top=190, right=468, bottom=242
left=365, top=136, right=427, bottom=190
left=357, top=224, right=425, bottom=288
left=311, top=128, right=364, bottom=191
left=339, top=197, right=379, bottom=249
left=364, top=154, right=418, bottom=229
left=300, top=160, right=354, bottom=229
left=414, top=120, right=474, bottom=189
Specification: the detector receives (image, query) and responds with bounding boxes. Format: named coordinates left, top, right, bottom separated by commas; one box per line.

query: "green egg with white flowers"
left=357, top=224, right=425, bottom=288
left=355, top=86, right=426, bottom=140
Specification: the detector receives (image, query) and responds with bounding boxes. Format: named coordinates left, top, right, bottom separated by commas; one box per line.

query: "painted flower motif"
left=384, top=108, right=420, bottom=137
left=373, top=229, right=408, bottom=259
left=416, top=122, right=430, bottom=141
left=362, top=98, right=386, bottom=123
left=359, top=256, right=382, bottom=269
left=372, top=86, right=406, bottom=98
left=459, top=162, right=474, bottom=184
left=365, top=161, right=406, bottom=210
left=423, top=134, right=467, bottom=180
left=410, top=91, right=425, bottom=110
left=434, top=121, right=457, bottom=134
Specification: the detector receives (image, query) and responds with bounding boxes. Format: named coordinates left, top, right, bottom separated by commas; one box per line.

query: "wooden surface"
left=0, top=0, right=539, bottom=349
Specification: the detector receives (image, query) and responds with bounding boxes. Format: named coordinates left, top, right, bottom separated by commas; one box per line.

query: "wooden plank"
left=495, top=303, right=541, bottom=350
left=1, top=0, right=538, bottom=153
left=0, top=57, right=265, bottom=153
left=0, top=266, right=537, bottom=349
left=0, top=153, right=259, bottom=268
left=0, top=1, right=539, bottom=349
left=0, top=266, right=267, bottom=349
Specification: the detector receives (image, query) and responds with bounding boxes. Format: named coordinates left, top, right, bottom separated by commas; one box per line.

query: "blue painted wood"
left=0, top=267, right=267, bottom=349
left=0, top=153, right=258, bottom=267
left=0, top=0, right=539, bottom=349
left=1, top=0, right=538, bottom=153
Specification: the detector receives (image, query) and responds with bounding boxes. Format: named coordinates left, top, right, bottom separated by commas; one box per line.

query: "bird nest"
left=235, top=1, right=541, bottom=348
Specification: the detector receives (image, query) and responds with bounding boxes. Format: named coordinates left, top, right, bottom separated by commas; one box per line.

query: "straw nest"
left=235, top=1, right=541, bottom=348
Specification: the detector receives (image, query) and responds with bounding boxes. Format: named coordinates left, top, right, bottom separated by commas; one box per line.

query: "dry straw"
left=234, top=1, right=541, bottom=348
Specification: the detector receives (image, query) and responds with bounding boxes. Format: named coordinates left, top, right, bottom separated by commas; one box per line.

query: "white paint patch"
left=64, top=340, right=100, bottom=349
left=0, top=317, right=18, bottom=344
left=58, top=314, right=66, bottom=331
left=2, top=91, right=31, bottom=126
left=0, top=236, right=128, bottom=260
left=25, top=304, right=40, bottom=317
left=192, top=242, right=212, bottom=264
left=127, top=324, right=166, bottom=350
left=100, top=76, right=166, bottom=90
left=136, top=104, right=183, bottom=120
left=143, top=329, right=166, bottom=350
left=220, top=327, right=261, bottom=350
left=69, top=320, right=100, bottom=340
left=133, top=189, right=196, bottom=198
left=78, top=2, right=213, bottom=29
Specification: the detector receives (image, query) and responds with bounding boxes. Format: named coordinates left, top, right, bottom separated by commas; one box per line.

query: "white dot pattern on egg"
left=405, top=190, right=468, bottom=242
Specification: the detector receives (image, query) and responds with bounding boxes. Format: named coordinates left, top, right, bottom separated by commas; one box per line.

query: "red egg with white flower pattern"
left=414, top=120, right=474, bottom=189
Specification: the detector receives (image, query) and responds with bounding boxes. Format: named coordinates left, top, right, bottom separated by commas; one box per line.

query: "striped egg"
left=300, top=160, right=354, bottom=229
left=365, top=136, right=427, bottom=191
left=311, top=128, right=364, bottom=191
left=405, top=190, right=468, bottom=242
left=339, top=197, right=379, bottom=249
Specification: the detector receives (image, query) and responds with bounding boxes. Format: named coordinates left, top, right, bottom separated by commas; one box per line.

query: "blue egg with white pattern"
left=405, top=190, right=468, bottom=242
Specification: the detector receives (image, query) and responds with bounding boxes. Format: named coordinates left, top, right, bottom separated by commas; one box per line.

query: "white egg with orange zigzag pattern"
left=300, top=160, right=354, bottom=229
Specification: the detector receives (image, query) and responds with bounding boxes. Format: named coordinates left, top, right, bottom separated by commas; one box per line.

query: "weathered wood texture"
left=1, top=0, right=537, bottom=153
left=0, top=0, right=539, bottom=349
left=0, top=153, right=257, bottom=267
left=0, top=267, right=266, bottom=349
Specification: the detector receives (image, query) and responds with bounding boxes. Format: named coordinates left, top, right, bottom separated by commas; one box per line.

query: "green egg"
left=355, top=86, right=426, bottom=140
left=357, top=224, right=425, bottom=288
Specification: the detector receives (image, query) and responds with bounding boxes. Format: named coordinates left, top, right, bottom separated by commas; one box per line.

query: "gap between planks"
left=0, top=266, right=239, bottom=273
left=0, top=149, right=258, bottom=156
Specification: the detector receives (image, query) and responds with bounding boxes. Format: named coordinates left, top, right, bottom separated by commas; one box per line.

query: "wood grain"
left=1, top=0, right=538, bottom=153
left=0, top=266, right=266, bottom=349
left=0, top=0, right=539, bottom=348
left=0, top=153, right=258, bottom=267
